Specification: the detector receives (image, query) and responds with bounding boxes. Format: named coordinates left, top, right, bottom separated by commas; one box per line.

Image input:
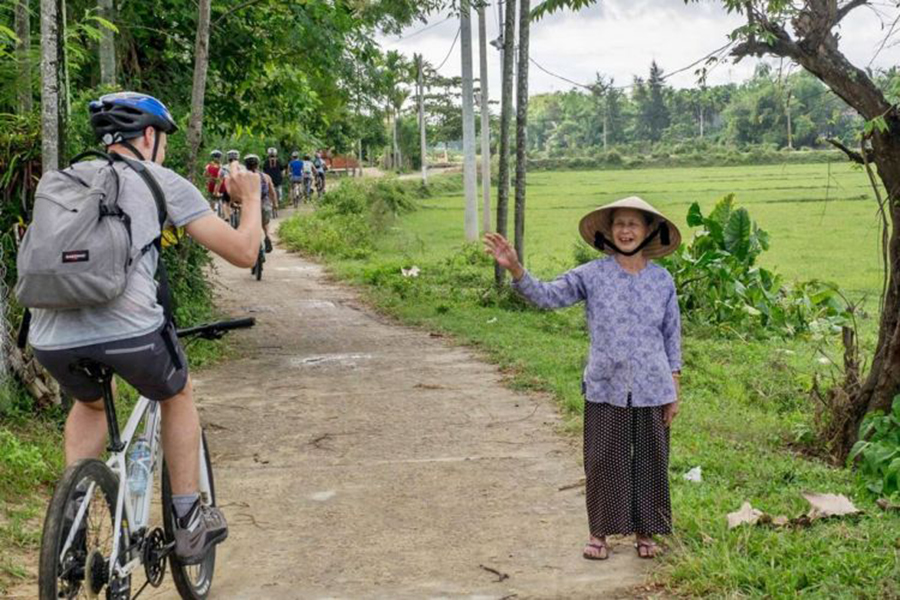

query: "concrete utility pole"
left=416, top=53, right=427, bottom=184
left=98, top=0, right=116, bottom=85
left=460, top=0, right=479, bottom=241
left=478, top=3, right=491, bottom=233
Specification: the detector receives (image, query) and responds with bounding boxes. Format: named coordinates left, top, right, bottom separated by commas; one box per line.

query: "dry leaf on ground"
left=727, top=502, right=764, bottom=529
left=802, top=492, right=860, bottom=520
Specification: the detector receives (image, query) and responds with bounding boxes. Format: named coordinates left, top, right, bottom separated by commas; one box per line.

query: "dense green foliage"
left=526, top=65, right=868, bottom=158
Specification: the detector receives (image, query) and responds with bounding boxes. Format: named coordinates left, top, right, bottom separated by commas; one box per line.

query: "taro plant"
left=658, top=195, right=849, bottom=338
left=849, top=396, right=900, bottom=499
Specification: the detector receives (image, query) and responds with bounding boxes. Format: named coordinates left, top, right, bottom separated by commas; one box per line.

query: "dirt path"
left=160, top=210, right=648, bottom=598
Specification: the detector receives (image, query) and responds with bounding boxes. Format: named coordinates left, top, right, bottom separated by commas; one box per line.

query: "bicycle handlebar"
left=176, top=317, right=256, bottom=339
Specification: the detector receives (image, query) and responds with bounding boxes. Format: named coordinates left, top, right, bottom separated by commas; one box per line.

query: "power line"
left=529, top=40, right=737, bottom=93
left=385, top=14, right=453, bottom=46
left=434, top=25, right=462, bottom=72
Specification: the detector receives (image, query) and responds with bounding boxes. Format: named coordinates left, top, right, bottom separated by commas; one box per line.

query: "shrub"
left=280, top=208, right=374, bottom=259
left=659, top=195, right=849, bottom=338
left=849, top=396, right=900, bottom=499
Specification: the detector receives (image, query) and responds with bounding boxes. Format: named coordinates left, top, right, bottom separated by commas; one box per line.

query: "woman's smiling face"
left=611, top=208, right=650, bottom=255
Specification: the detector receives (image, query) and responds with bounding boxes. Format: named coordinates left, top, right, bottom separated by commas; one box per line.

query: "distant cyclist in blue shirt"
left=288, top=151, right=305, bottom=207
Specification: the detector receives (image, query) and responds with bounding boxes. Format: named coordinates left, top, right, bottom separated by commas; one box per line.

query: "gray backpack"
left=15, top=151, right=168, bottom=310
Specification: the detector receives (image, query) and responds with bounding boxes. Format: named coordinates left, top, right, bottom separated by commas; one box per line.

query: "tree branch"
left=836, top=0, right=869, bottom=25
left=826, top=138, right=874, bottom=164
left=212, top=0, right=266, bottom=27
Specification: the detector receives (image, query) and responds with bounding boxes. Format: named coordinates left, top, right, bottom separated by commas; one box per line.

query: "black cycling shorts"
left=33, top=323, right=189, bottom=402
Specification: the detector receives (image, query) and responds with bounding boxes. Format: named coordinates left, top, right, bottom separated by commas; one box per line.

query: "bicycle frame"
left=58, top=392, right=212, bottom=581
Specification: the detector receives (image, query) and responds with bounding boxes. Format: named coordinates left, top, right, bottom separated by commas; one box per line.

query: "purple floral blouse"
left=512, top=256, right=681, bottom=408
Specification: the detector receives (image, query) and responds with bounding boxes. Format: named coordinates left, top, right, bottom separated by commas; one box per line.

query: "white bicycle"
left=38, top=318, right=255, bottom=600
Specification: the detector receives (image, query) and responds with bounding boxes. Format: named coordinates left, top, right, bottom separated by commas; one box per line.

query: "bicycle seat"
left=70, top=358, right=114, bottom=382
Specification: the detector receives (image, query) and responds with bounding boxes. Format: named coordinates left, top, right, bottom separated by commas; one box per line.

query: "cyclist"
left=313, top=151, right=327, bottom=195
left=262, top=147, right=284, bottom=213
left=216, top=149, right=241, bottom=223
left=28, top=92, right=262, bottom=565
left=244, top=154, right=274, bottom=253
left=287, top=151, right=304, bottom=207
left=205, top=150, right=223, bottom=213
left=302, top=154, right=314, bottom=200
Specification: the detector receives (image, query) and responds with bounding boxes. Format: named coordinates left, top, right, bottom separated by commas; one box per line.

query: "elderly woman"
left=484, top=196, right=682, bottom=560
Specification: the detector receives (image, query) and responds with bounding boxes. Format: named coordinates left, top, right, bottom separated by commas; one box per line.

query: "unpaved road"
left=171, top=211, right=650, bottom=599
left=9, top=209, right=649, bottom=599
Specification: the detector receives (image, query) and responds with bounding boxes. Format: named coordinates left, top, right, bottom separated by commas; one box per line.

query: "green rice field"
left=397, top=162, right=883, bottom=297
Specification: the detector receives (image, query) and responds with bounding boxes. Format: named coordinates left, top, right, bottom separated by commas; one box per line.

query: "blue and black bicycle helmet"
left=89, top=92, right=177, bottom=160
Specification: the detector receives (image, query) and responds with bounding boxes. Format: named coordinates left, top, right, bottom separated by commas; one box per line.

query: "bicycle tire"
left=162, top=431, right=217, bottom=600
left=39, top=459, right=130, bottom=600
left=255, top=249, right=264, bottom=281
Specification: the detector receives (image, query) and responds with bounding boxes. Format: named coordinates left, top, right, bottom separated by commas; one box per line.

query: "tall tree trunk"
left=731, top=6, right=900, bottom=458
left=699, top=106, right=705, bottom=138
left=460, top=0, right=478, bottom=241
left=478, top=3, right=491, bottom=234
left=513, top=0, right=530, bottom=263
left=98, top=0, right=115, bottom=86
left=602, top=107, right=608, bottom=151
left=185, top=0, right=211, bottom=184
left=15, top=0, right=33, bottom=113
left=785, top=88, right=793, bottom=150
left=60, top=0, right=69, bottom=126
left=392, top=110, right=401, bottom=171
left=416, top=54, right=427, bottom=184
left=40, top=0, right=63, bottom=172
left=494, top=0, right=515, bottom=285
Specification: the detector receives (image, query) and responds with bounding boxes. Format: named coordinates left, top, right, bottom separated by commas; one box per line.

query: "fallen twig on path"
left=478, top=564, right=509, bottom=582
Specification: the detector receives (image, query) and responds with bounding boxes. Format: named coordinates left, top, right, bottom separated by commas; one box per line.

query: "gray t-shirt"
left=29, top=160, right=212, bottom=350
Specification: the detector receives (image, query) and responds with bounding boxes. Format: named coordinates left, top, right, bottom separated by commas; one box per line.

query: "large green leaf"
left=686, top=202, right=704, bottom=227
left=724, top=208, right=752, bottom=259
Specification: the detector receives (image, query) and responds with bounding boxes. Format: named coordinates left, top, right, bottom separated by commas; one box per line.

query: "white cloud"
left=377, top=0, right=900, bottom=104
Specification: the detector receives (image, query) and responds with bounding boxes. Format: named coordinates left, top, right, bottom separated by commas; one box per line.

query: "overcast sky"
left=376, top=0, right=899, bottom=101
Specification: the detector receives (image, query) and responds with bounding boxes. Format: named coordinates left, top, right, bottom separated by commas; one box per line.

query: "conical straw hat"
left=578, top=196, right=681, bottom=259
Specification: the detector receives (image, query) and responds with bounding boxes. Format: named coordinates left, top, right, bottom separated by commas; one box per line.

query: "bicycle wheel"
left=255, top=248, right=264, bottom=281
left=39, top=459, right=131, bottom=600
left=162, top=431, right=217, bottom=600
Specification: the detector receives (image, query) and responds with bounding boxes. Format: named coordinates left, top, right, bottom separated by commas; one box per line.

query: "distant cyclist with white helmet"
left=216, top=149, right=241, bottom=223
left=263, top=147, right=283, bottom=216
left=244, top=154, right=275, bottom=254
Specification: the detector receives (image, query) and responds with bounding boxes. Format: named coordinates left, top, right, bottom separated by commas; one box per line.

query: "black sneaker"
left=173, top=500, right=228, bottom=565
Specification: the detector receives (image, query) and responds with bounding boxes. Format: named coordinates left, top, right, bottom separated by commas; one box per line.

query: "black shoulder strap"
left=109, top=154, right=184, bottom=369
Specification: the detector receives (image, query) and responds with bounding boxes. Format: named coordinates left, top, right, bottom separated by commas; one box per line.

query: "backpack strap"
left=110, top=153, right=184, bottom=370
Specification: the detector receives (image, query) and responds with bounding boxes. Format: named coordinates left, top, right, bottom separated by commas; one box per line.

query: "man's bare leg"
left=159, top=379, right=200, bottom=495
left=65, top=399, right=107, bottom=464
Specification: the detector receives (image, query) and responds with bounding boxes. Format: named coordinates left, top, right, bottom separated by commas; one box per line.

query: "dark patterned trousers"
left=583, top=397, right=672, bottom=537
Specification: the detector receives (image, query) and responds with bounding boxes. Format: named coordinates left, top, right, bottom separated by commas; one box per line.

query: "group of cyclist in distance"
left=205, top=148, right=327, bottom=232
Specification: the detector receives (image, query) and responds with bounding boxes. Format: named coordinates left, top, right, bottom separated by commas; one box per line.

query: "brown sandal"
left=583, top=541, right=610, bottom=561
left=634, top=540, right=658, bottom=559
